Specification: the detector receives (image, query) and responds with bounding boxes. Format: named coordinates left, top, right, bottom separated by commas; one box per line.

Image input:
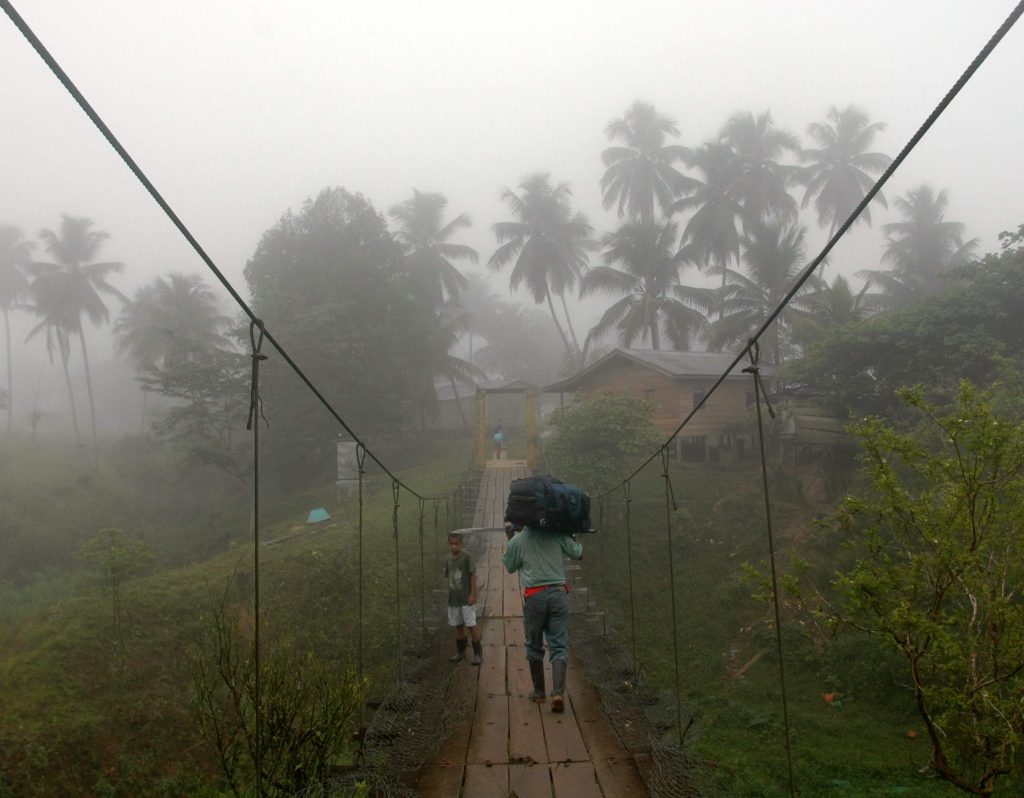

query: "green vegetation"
left=544, top=391, right=661, bottom=492
left=808, top=385, right=1024, bottom=794
left=0, top=435, right=472, bottom=796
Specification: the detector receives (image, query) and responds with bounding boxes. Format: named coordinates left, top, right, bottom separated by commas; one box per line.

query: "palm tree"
left=30, top=215, right=125, bottom=458
left=489, top=173, right=596, bottom=359
left=26, top=306, right=79, bottom=444
left=389, top=190, right=477, bottom=308
left=787, top=273, right=882, bottom=350
left=417, top=303, right=486, bottom=431
left=704, top=221, right=809, bottom=366
left=859, top=185, right=978, bottom=308
left=581, top=219, right=706, bottom=351
left=455, top=272, right=501, bottom=366
left=114, top=273, right=232, bottom=433
left=675, top=142, right=746, bottom=293
left=720, top=109, right=801, bottom=226
left=475, top=303, right=564, bottom=385
left=0, top=226, right=33, bottom=434
left=600, top=100, right=697, bottom=225
left=800, top=105, right=892, bottom=236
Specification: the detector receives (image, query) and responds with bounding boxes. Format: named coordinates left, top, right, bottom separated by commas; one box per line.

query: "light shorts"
left=447, top=604, right=478, bottom=627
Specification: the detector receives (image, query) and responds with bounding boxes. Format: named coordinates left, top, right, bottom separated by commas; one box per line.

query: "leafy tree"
left=600, top=100, right=696, bottom=225
left=77, top=527, right=155, bottom=669
left=581, top=219, right=706, bottom=350
left=800, top=105, right=892, bottom=236
left=860, top=185, right=978, bottom=307
left=489, top=173, right=596, bottom=359
left=545, top=392, right=661, bottom=493
left=244, top=188, right=438, bottom=483
left=0, top=225, right=33, bottom=434
left=193, top=586, right=362, bottom=797
left=821, top=384, right=1024, bottom=794
left=792, top=229, right=1024, bottom=419
left=29, top=215, right=126, bottom=459
left=140, top=349, right=251, bottom=482
left=703, top=221, right=809, bottom=366
left=388, top=189, right=477, bottom=307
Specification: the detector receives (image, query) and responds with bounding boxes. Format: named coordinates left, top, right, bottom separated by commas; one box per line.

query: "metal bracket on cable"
left=247, top=319, right=269, bottom=431
left=741, top=340, right=775, bottom=419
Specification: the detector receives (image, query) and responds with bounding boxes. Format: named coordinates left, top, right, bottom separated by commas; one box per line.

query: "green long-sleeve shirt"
left=501, top=527, right=583, bottom=588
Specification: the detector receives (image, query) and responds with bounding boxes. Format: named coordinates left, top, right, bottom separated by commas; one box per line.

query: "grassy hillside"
left=584, top=457, right=985, bottom=797
left=0, top=436, right=473, bottom=797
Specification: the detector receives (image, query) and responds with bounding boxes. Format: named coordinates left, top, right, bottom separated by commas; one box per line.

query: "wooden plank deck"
left=416, top=462, right=648, bottom=797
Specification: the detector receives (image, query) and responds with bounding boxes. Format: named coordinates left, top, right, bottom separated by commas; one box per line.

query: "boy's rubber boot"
left=450, top=637, right=467, bottom=663
left=528, top=660, right=546, bottom=702
left=550, top=660, right=567, bottom=712
left=471, top=640, right=483, bottom=666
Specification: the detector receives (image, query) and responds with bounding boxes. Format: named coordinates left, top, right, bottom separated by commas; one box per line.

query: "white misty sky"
left=2, top=0, right=1023, bottom=362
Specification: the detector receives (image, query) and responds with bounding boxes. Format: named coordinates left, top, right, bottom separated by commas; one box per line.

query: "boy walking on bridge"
left=444, top=532, right=482, bottom=665
left=501, top=523, right=583, bottom=712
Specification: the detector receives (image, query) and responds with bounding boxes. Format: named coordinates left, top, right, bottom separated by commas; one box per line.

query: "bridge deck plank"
left=416, top=462, right=649, bottom=797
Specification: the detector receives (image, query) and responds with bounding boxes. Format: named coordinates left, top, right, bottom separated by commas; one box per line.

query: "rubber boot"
left=551, top=660, right=567, bottom=713
left=450, top=637, right=467, bottom=663
left=471, top=639, right=483, bottom=666
left=528, top=659, right=546, bottom=703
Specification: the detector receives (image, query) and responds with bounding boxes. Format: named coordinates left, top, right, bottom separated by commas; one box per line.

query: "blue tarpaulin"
left=306, top=507, right=330, bottom=524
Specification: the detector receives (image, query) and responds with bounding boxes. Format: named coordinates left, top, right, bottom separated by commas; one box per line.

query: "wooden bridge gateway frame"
left=474, top=387, right=539, bottom=470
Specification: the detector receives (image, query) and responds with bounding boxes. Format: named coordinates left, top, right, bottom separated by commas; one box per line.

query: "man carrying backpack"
left=501, top=522, right=583, bottom=712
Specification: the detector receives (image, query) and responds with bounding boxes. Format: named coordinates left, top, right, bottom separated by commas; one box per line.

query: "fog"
left=2, top=0, right=1023, bottom=432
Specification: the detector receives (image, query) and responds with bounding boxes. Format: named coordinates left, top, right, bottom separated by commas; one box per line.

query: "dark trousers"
left=523, top=586, right=569, bottom=663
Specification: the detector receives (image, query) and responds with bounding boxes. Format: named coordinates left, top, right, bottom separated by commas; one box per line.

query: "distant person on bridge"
left=493, top=421, right=505, bottom=460
left=444, top=532, right=482, bottom=665
left=501, top=522, right=583, bottom=712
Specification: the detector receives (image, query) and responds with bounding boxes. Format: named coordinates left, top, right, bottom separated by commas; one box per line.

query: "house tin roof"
left=543, top=348, right=768, bottom=393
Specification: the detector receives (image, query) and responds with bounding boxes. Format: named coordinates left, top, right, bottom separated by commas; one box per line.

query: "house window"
left=693, top=390, right=706, bottom=409
left=644, top=388, right=655, bottom=401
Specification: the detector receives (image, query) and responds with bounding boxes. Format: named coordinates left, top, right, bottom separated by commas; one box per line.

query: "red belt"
left=524, top=582, right=568, bottom=598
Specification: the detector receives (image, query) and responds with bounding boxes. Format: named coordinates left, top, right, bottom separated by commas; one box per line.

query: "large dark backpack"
left=504, top=475, right=594, bottom=534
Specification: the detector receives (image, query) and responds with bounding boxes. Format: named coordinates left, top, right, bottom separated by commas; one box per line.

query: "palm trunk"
left=139, top=388, right=149, bottom=436
left=60, top=345, right=82, bottom=445
left=650, top=319, right=661, bottom=351
left=4, top=309, right=12, bottom=435
left=557, top=291, right=582, bottom=356
left=77, top=324, right=99, bottom=467
left=544, top=292, right=574, bottom=357
left=449, top=377, right=469, bottom=432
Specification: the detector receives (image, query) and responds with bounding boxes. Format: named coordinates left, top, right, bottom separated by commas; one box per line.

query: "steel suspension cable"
left=418, top=498, right=426, bottom=639
left=0, top=0, right=455, bottom=504
left=245, top=321, right=268, bottom=798
left=356, top=444, right=368, bottom=730
left=623, top=480, right=638, bottom=677
left=592, top=0, right=1024, bottom=501
left=597, top=495, right=607, bottom=638
left=392, top=480, right=403, bottom=682
left=745, top=344, right=797, bottom=797
left=660, top=450, right=685, bottom=749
